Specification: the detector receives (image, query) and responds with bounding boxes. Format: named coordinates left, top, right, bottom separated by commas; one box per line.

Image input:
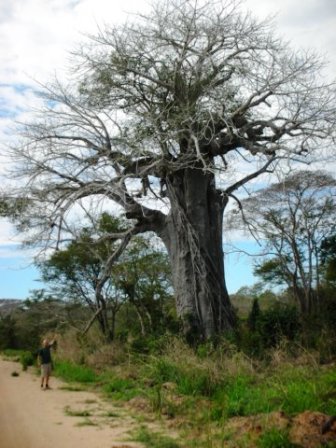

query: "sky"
left=0, top=0, right=335, bottom=299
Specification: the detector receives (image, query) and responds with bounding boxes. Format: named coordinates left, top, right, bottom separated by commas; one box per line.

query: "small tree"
left=38, top=215, right=131, bottom=340
left=320, top=235, right=336, bottom=285
left=247, top=298, right=261, bottom=332
left=236, top=171, right=336, bottom=315
left=39, top=214, right=173, bottom=340
left=112, top=237, right=173, bottom=336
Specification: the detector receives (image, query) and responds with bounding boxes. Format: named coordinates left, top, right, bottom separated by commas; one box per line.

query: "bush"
left=20, top=351, right=35, bottom=371
left=0, top=315, right=19, bottom=350
left=257, top=304, right=300, bottom=348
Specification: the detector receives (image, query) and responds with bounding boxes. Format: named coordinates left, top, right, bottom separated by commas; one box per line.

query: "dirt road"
left=0, top=357, right=142, bottom=448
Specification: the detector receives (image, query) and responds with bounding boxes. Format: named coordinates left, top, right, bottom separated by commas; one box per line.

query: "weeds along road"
left=0, top=357, right=142, bottom=448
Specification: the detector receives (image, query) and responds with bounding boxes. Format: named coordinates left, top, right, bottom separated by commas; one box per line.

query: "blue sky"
left=0, top=234, right=256, bottom=299
left=0, top=241, right=258, bottom=300
left=0, top=253, right=43, bottom=299
left=0, top=0, right=335, bottom=300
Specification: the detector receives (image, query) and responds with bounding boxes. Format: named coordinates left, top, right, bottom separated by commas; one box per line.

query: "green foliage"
left=112, top=236, right=175, bottom=337
left=240, top=302, right=300, bottom=356
left=53, top=360, right=96, bottom=383
left=0, top=294, right=64, bottom=352
left=38, top=214, right=175, bottom=341
left=26, top=330, right=336, bottom=446
left=2, top=348, right=26, bottom=359
left=128, top=333, right=179, bottom=355
left=20, top=351, right=34, bottom=371
left=257, top=428, right=297, bottom=448
left=254, top=259, right=290, bottom=287
left=145, top=357, right=221, bottom=398
left=230, top=285, right=279, bottom=318
left=248, top=298, right=261, bottom=331
left=102, top=376, right=139, bottom=400
left=320, top=235, right=336, bottom=283
left=209, top=366, right=336, bottom=420
left=132, top=426, right=181, bottom=448
left=257, top=304, right=300, bottom=348
left=0, top=315, right=19, bottom=349
left=211, top=375, right=276, bottom=419
left=321, top=296, right=336, bottom=330
left=0, top=197, right=30, bottom=219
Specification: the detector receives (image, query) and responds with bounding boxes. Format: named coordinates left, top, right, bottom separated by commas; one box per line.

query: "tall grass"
left=53, top=360, right=97, bottom=383
left=257, top=428, right=296, bottom=448
left=102, top=375, right=140, bottom=400
left=28, top=334, right=336, bottom=447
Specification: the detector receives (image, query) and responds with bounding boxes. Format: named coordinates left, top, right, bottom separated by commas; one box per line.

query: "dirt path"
left=0, top=357, right=142, bottom=448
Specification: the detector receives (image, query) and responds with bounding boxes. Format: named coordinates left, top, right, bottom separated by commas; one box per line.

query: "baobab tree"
left=5, top=0, right=336, bottom=342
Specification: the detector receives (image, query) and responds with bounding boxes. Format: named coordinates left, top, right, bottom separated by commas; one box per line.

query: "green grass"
left=1, top=349, right=35, bottom=371
left=101, top=373, right=140, bottom=401
left=4, top=344, right=336, bottom=447
left=2, top=349, right=26, bottom=357
left=257, top=428, right=297, bottom=448
left=145, top=357, right=221, bottom=398
left=53, top=360, right=97, bottom=383
left=2, top=349, right=29, bottom=362
left=20, top=351, right=35, bottom=370
left=209, top=366, right=336, bottom=420
left=132, top=426, right=181, bottom=448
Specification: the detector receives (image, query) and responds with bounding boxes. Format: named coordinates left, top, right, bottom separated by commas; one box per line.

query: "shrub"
left=248, top=298, right=261, bottom=331
left=20, top=351, right=35, bottom=371
left=257, top=304, right=300, bottom=348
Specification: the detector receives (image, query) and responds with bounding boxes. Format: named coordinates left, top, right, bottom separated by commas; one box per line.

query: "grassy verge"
left=131, top=426, right=181, bottom=448
left=53, top=360, right=97, bottom=383
left=208, top=366, right=336, bottom=419
left=3, top=342, right=336, bottom=447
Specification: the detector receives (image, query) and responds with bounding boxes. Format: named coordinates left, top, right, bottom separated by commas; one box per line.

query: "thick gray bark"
left=158, top=167, right=236, bottom=343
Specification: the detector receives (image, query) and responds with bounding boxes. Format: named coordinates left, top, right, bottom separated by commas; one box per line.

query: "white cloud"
left=0, top=0, right=151, bottom=86
left=244, top=0, right=336, bottom=76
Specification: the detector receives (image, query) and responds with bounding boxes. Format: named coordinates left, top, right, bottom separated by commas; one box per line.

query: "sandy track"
left=0, top=357, right=142, bottom=448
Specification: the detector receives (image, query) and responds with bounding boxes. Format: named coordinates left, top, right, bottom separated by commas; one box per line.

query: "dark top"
left=38, top=347, right=52, bottom=364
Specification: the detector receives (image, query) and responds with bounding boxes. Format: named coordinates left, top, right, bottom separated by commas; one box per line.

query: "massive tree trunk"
left=158, top=167, right=236, bottom=343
